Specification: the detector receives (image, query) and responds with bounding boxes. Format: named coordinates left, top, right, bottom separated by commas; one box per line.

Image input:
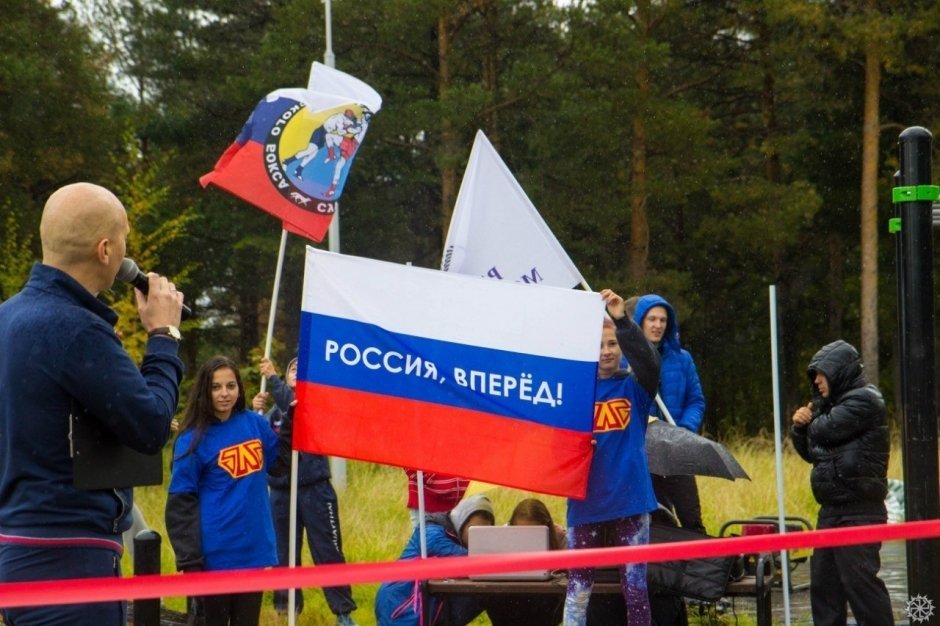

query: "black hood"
left=806, top=340, right=865, bottom=405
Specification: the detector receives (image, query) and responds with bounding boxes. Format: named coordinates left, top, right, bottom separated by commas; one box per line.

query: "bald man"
left=0, top=183, right=185, bottom=626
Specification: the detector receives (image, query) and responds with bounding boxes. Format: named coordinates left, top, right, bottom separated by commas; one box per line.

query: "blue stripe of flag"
left=299, top=312, right=597, bottom=432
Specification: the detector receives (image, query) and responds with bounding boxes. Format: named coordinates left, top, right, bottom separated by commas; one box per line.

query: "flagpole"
left=417, top=471, right=428, bottom=559
left=323, top=0, right=346, bottom=491
left=322, top=0, right=347, bottom=493
left=323, top=0, right=335, bottom=68
left=260, top=229, right=289, bottom=394
left=769, top=284, right=792, bottom=624
left=260, top=229, right=301, bottom=624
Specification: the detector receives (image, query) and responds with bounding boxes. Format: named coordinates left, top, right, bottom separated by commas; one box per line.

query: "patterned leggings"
left=563, top=513, right=650, bottom=626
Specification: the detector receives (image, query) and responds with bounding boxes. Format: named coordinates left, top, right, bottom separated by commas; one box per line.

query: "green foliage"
left=0, top=203, right=34, bottom=300
left=6, top=0, right=940, bottom=432
left=106, top=127, right=196, bottom=362
left=0, top=0, right=120, bottom=277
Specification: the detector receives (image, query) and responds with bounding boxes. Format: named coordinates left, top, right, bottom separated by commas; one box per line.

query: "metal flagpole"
left=290, top=7, right=342, bottom=625
left=769, top=285, right=792, bottom=624
left=322, top=0, right=347, bottom=492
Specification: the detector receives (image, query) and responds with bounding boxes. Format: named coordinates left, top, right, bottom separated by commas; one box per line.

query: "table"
left=424, top=554, right=776, bottom=626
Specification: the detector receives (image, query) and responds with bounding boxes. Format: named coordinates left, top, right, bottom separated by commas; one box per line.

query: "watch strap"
left=148, top=326, right=181, bottom=341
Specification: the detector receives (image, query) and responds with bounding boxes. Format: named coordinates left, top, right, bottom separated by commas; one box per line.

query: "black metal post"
left=894, top=126, right=940, bottom=608
left=132, top=530, right=162, bottom=626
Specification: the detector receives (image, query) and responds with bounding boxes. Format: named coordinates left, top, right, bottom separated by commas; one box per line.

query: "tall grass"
left=132, top=436, right=904, bottom=626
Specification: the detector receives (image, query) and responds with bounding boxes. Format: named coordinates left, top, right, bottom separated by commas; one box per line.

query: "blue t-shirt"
left=566, top=373, right=657, bottom=526
left=169, top=409, right=280, bottom=571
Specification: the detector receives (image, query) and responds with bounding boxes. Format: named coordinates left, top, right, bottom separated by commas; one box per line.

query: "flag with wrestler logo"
left=293, top=247, right=602, bottom=499
left=200, top=64, right=382, bottom=242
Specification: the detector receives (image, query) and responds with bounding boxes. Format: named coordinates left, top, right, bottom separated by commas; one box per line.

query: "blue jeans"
left=0, top=543, right=124, bottom=626
left=270, top=481, right=356, bottom=615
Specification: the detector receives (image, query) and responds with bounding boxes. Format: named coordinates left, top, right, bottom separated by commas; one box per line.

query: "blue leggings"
left=564, top=513, right=650, bottom=626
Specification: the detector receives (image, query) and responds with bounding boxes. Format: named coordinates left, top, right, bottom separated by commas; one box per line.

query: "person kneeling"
left=375, top=495, right=495, bottom=626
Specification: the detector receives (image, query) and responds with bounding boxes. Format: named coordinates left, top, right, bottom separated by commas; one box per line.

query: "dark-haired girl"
left=166, top=356, right=280, bottom=626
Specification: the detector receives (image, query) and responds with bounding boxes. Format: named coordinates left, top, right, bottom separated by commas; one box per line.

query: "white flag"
left=441, top=130, right=587, bottom=289
left=307, top=62, right=383, bottom=113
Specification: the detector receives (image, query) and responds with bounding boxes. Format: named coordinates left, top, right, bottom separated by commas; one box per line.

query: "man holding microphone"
left=0, top=182, right=185, bottom=625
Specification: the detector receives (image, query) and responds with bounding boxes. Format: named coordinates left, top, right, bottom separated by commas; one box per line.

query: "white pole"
left=322, top=0, right=347, bottom=492
left=260, top=229, right=289, bottom=393
left=323, top=0, right=335, bottom=69
left=287, top=449, right=300, bottom=625
left=654, top=395, right=677, bottom=426
left=258, top=229, right=301, bottom=625
left=417, top=471, right=428, bottom=559
left=769, top=285, right=792, bottom=625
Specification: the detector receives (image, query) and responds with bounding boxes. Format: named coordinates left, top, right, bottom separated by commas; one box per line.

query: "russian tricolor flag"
left=294, top=248, right=603, bottom=499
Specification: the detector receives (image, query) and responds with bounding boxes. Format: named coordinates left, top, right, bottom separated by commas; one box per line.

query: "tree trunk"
left=481, top=0, right=499, bottom=144
left=628, top=0, right=651, bottom=283
left=860, top=33, right=881, bottom=383
left=438, top=14, right=458, bottom=247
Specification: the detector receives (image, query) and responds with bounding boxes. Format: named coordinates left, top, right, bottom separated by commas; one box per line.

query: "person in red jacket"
left=404, top=470, right=469, bottom=528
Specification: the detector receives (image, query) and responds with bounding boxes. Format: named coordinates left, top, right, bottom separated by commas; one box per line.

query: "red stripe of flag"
left=200, top=141, right=335, bottom=243
left=294, top=381, right=592, bottom=499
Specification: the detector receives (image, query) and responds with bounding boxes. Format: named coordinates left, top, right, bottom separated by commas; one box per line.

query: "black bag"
left=70, top=403, right=162, bottom=490
left=646, top=523, right=737, bottom=602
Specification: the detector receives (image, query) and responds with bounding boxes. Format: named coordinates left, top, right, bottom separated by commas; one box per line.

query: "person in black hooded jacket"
left=790, top=339, right=893, bottom=626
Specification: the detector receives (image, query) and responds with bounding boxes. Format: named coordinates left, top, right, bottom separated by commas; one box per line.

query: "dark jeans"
left=0, top=543, right=124, bottom=626
left=201, top=592, right=263, bottom=626
left=651, top=474, right=705, bottom=533
left=810, top=515, right=893, bottom=626
left=270, top=481, right=356, bottom=615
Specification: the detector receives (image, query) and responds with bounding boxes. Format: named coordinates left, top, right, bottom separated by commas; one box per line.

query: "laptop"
left=467, top=525, right=552, bottom=581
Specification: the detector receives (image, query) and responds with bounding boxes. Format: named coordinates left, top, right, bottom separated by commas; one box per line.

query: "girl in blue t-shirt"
left=564, top=290, right=661, bottom=626
left=166, top=356, right=281, bottom=626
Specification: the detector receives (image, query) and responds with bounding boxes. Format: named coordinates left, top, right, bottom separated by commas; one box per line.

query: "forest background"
left=3, top=0, right=940, bottom=438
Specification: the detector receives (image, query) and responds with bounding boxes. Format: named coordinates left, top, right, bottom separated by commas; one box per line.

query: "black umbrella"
left=645, top=419, right=750, bottom=481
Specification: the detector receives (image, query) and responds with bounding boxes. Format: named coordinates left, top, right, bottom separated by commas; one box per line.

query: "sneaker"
left=336, top=613, right=358, bottom=626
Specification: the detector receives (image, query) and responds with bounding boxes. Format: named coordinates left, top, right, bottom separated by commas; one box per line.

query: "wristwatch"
left=148, top=325, right=182, bottom=341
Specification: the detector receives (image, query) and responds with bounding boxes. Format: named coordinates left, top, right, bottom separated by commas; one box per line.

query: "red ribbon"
left=2, top=519, right=938, bottom=608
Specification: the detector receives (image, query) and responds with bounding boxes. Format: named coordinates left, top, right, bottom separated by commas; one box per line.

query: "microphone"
left=117, top=258, right=193, bottom=320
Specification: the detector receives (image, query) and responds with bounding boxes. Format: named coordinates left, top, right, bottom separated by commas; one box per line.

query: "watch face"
left=167, top=326, right=181, bottom=340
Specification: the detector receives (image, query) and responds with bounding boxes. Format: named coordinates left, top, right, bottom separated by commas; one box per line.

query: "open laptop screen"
left=467, top=525, right=552, bottom=581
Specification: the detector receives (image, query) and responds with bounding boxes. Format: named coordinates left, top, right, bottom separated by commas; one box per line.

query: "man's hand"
left=600, top=288, right=625, bottom=320
left=792, top=402, right=814, bottom=427
left=136, top=272, right=183, bottom=331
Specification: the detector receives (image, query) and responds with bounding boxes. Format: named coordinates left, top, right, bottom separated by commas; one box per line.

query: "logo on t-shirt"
left=217, top=439, right=264, bottom=478
left=593, top=398, right=632, bottom=432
